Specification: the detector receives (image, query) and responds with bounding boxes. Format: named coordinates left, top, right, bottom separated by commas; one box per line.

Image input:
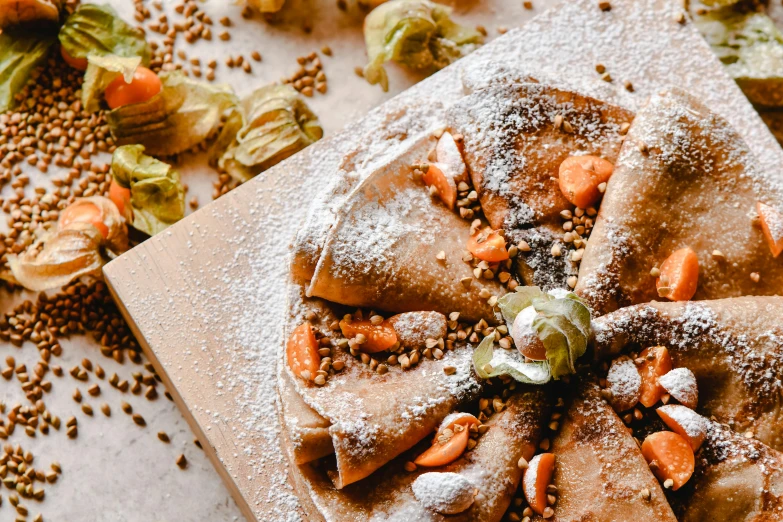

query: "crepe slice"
left=592, top=296, right=783, bottom=452
left=446, top=82, right=633, bottom=290
left=540, top=378, right=677, bottom=521
left=306, top=145, right=506, bottom=324
left=576, top=88, right=783, bottom=315
left=277, top=366, right=334, bottom=465
left=291, top=132, right=434, bottom=285
left=287, top=387, right=551, bottom=522
left=673, top=410, right=783, bottom=521
left=282, top=284, right=483, bottom=489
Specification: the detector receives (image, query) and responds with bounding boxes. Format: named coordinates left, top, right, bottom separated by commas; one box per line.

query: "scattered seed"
left=176, top=454, right=187, bottom=469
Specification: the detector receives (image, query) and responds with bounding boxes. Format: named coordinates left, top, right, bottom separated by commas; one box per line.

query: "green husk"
left=212, top=84, right=323, bottom=182
left=531, top=293, right=591, bottom=379
left=696, top=9, right=783, bottom=108
left=0, top=29, right=56, bottom=111
left=362, top=0, right=483, bottom=91
left=0, top=0, right=61, bottom=28
left=472, top=335, right=551, bottom=384
left=481, top=288, right=592, bottom=383
left=58, top=3, right=151, bottom=64
left=82, top=53, right=141, bottom=113
left=497, top=286, right=546, bottom=325
left=246, top=0, right=286, bottom=13
left=106, top=71, right=239, bottom=156
left=111, top=145, right=185, bottom=236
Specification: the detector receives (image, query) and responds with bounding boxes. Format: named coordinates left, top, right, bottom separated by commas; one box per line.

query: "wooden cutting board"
left=103, top=0, right=783, bottom=520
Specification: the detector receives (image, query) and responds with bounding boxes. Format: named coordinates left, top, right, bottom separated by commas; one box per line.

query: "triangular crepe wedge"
left=672, top=412, right=783, bottom=521
left=306, top=147, right=506, bottom=324
left=286, top=387, right=551, bottom=521
left=592, top=297, right=783, bottom=452
left=576, top=88, right=783, bottom=315
left=446, top=82, right=633, bottom=289
left=292, top=132, right=434, bottom=285
left=277, top=365, right=334, bottom=465
left=282, top=284, right=483, bottom=489
left=538, top=378, right=677, bottom=521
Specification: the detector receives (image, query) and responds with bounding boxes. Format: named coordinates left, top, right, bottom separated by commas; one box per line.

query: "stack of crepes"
left=278, top=71, right=783, bottom=521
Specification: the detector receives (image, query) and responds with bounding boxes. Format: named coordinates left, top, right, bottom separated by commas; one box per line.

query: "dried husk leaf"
left=0, top=0, right=61, bottom=28
left=59, top=196, right=129, bottom=254
left=0, top=29, right=55, bottom=111
left=213, top=84, right=323, bottom=182
left=111, top=145, right=185, bottom=236
left=107, top=71, right=239, bottom=156
left=696, top=9, right=783, bottom=108
left=362, top=0, right=483, bottom=91
left=58, top=3, right=150, bottom=63
left=82, top=53, right=141, bottom=113
left=7, top=224, right=106, bottom=292
left=531, top=293, right=591, bottom=379
left=472, top=335, right=551, bottom=384
left=497, top=286, right=546, bottom=326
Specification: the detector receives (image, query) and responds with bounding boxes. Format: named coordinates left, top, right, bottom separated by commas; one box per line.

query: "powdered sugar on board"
left=104, top=0, right=783, bottom=520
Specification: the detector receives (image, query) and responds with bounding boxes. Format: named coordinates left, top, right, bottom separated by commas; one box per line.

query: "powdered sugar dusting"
left=606, top=356, right=641, bottom=412
left=656, top=404, right=706, bottom=450
left=388, top=312, right=447, bottom=348
left=593, top=298, right=783, bottom=450
left=659, top=368, right=698, bottom=409
left=411, top=472, right=476, bottom=515
left=578, top=88, right=783, bottom=315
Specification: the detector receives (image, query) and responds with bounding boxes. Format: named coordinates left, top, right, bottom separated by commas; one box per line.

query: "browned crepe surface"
left=277, top=365, right=333, bottom=465
left=531, top=378, right=676, bottom=521
left=306, top=148, right=505, bottom=324
left=577, top=89, right=783, bottom=315
left=292, top=130, right=435, bottom=285
left=284, top=284, right=483, bottom=488
left=674, top=416, right=783, bottom=521
left=592, top=297, right=783, bottom=452
left=282, top=387, right=550, bottom=522
left=447, top=82, right=633, bottom=290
